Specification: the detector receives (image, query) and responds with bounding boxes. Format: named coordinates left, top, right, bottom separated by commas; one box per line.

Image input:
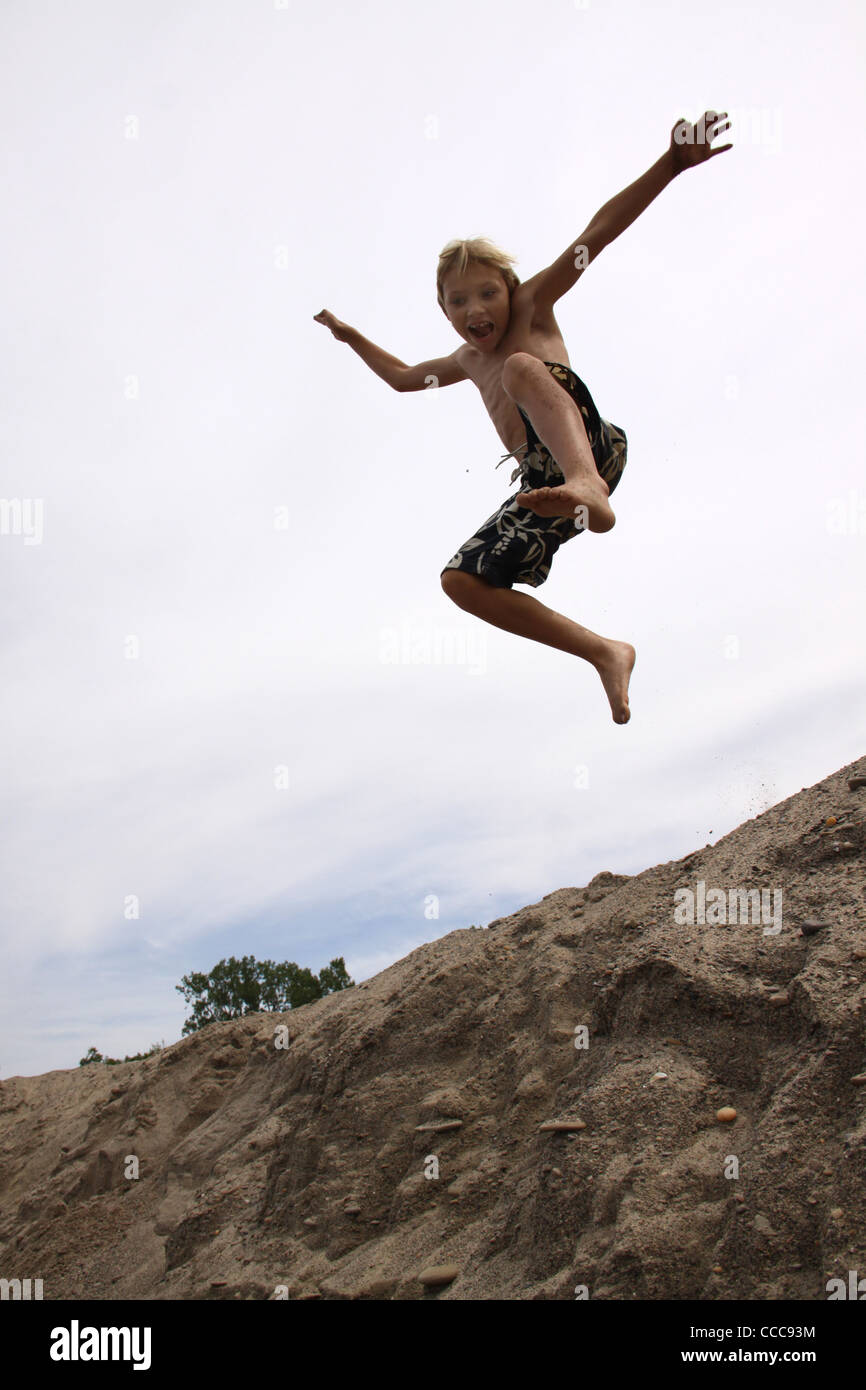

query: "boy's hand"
left=314, top=309, right=352, bottom=341
left=670, top=110, right=732, bottom=174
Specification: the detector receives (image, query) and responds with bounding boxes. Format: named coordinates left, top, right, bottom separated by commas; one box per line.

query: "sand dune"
left=1, top=756, right=865, bottom=1300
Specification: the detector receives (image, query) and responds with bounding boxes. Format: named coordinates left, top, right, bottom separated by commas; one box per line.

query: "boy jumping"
left=315, top=112, right=731, bottom=723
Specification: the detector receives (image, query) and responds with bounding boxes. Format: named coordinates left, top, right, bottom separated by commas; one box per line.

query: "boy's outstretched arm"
left=523, top=110, right=733, bottom=309
left=313, top=309, right=467, bottom=392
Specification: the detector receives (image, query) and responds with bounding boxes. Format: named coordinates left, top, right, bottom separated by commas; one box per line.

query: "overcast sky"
left=2, top=0, right=864, bottom=1078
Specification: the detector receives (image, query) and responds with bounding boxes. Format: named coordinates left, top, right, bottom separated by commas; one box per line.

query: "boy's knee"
left=501, top=351, right=540, bottom=397
left=441, top=569, right=477, bottom=604
left=441, top=569, right=495, bottom=608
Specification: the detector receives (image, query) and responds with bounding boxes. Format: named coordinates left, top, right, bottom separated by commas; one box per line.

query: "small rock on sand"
left=418, top=1264, right=459, bottom=1287
left=800, top=921, right=828, bottom=937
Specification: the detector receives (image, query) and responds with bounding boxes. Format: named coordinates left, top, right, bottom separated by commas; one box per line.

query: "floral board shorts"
left=441, top=361, right=627, bottom=589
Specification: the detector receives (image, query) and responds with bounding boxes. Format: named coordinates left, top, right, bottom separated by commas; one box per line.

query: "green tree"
left=79, top=1041, right=164, bottom=1067
left=175, top=954, right=353, bottom=1035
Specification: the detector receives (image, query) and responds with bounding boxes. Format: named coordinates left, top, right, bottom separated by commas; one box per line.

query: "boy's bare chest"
left=456, top=302, right=571, bottom=452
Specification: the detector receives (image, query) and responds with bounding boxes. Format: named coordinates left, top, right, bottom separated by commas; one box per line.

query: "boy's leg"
left=441, top=570, right=634, bottom=724
left=501, top=353, right=615, bottom=529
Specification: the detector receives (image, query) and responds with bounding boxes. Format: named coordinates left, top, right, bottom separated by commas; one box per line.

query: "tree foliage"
left=79, top=1042, right=164, bottom=1067
left=175, top=953, right=353, bottom=1035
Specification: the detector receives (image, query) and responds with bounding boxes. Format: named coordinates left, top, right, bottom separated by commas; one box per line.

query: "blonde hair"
left=436, top=236, right=520, bottom=315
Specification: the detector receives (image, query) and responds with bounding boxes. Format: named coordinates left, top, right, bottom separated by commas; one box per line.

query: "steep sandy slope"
left=1, top=755, right=864, bottom=1300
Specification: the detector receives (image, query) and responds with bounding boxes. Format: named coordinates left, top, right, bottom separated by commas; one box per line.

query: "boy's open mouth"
left=468, top=321, right=494, bottom=340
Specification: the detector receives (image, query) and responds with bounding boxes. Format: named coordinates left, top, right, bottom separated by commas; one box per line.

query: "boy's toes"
left=520, top=487, right=548, bottom=512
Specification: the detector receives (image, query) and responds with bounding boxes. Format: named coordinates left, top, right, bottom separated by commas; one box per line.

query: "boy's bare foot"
left=519, top=480, right=615, bottom=532
left=594, top=640, right=636, bottom=724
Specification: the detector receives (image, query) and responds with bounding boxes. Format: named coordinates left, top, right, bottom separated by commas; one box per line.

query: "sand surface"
left=2, top=755, right=864, bottom=1300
